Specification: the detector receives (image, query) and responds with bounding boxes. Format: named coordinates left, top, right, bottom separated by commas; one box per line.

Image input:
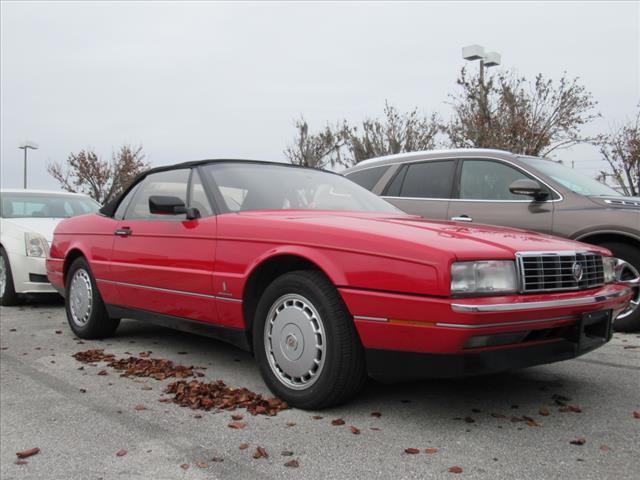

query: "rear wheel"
left=65, top=257, right=120, bottom=338
left=253, top=270, right=366, bottom=409
left=0, top=247, right=21, bottom=306
left=601, top=242, right=640, bottom=332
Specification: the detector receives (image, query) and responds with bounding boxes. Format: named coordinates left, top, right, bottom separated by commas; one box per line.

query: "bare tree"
left=343, top=102, right=440, bottom=165
left=596, top=108, right=640, bottom=196
left=283, top=117, right=348, bottom=169
left=284, top=103, right=440, bottom=168
left=48, top=145, right=148, bottom=204
left=444, top=67, right=599, bottom=156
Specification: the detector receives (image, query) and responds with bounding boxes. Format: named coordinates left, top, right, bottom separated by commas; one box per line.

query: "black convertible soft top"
left=98, top=159, right=332, bottom=217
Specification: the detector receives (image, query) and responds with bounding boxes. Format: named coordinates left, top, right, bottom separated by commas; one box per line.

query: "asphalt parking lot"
left=1, top=298, right=639, bottom=480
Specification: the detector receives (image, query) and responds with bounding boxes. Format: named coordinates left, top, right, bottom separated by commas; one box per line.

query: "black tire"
left=253, top=270, right=366, bottom=409
left=65, top=257, right=120, bottom=338
left=0, top=247, right=21, bottom=306
left=601, top=242, right=640, bottom=333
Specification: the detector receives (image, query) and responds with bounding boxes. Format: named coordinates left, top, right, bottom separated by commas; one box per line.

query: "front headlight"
left=451, top=260, right=518, bottom=295
left=24, top=232, right=50, bottom=258
left=602, top=256, right=616, bottom=283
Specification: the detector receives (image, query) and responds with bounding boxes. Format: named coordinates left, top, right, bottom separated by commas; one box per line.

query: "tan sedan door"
left=447, top=159, right=555, bottom=233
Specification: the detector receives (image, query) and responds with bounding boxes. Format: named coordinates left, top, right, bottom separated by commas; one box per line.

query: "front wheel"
left=65, top=257, right=120, bottom=338
left=0, top=247, right=21, bottom=306
left=602, top=242, right=640, bottom=332
left=253, top=270, right=366, bottom=409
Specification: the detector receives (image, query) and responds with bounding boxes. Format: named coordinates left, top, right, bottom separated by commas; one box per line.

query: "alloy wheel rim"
left=264, top=293, right=326, bottom=390
left=0, top=256, right=6, bottom=298
left=69, top=269, right=93, bottom=327
left=615, top=260, right=640, bottom=320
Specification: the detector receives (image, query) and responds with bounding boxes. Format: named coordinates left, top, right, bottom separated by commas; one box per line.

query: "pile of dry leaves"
left=72, top=349, right=115, bottom=363
left=107, top=356, right=196, bottom=380
left=165, top=379, right=288, bottom=416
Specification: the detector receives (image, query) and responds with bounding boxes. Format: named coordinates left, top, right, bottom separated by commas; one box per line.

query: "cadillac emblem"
left=572, top=262, right=584, bottom=282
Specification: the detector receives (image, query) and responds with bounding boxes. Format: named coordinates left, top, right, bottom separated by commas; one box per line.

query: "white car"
left=0, top=189, right=100, bottom=305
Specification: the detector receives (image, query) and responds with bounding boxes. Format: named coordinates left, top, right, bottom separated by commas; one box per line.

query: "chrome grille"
left=517, top=252, right=605, bottom=293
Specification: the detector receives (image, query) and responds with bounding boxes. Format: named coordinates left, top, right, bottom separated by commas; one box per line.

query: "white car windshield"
left=1, top=192, right=100, bottom=218
left=521, top=157, right=622, bottom=197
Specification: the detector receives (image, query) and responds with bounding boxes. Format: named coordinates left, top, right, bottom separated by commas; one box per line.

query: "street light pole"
left=461, top=45, right=501, bottom=146
left=18, top=141, right=39, bottom=189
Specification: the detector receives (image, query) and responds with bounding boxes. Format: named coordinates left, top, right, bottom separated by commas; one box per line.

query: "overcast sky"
left=1, top=1, right=638, bottom=190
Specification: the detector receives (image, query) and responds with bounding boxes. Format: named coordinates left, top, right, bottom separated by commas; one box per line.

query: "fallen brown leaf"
left=231, top=414, right=244, bottom=421
left=211, top=457, right=223, bottom=462
left=350, top=426, right=361, bottom=434
left=425, top=448, right=439, bottom=454
left=239, top=443, right=249, bottom=450
left=371, top=411, right=382, bottom=418
left=599, top=444, right=611, bottom=452
left=491, top=413, right=506, bottom=419
left=141, top=385, right=153, bottom=391
left=16, top=448, right=40, bottom=459
left=570, top=437, right=586, bottom=445
left=284, top=459, right=299, bottom=468
left=196, top=461, right=208, bottom=468
left=404, top=448, right=420, bottom=454
left=538, top=406, right=550, bottom=416
left=633, top=411, right=640, bottom=419
left=55, top=330, right=62, bottom=334
left=253, top=446, right=268, bottom=459
left=311, top=415, right=323, bottom=420
left=449, top=466, right=463, bottom=474
left=464, top=416, right=475, bottom=423
left=116, top=449, right=127, bottom=457
left=134, top=404, right=147, bottom=411
left=286, top=422, right=296, bottom=427
left=281, top=450, right=294, bottom=456
left=180, top=463, right=189, bottom=470
left=15, top=460, right=28, bottom=465
left=331, top=418, right=345, bottom=426
left=228, top=421, right=247, bottom=429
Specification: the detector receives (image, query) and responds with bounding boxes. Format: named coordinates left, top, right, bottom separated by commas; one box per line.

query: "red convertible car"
left=47, top=160, right=632, bottom=408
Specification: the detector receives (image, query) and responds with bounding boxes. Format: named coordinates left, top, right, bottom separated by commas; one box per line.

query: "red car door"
left=108, top=168, right=219, bottom=323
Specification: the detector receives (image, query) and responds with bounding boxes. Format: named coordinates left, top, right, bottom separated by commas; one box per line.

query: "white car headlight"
left=602, top=256, right=616, bottom=284
left=451, top=260, right=518, bottom=295
left=24, top=232, right=50, bottom=258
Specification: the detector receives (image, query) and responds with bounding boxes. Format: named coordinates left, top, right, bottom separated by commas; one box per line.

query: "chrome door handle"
left=114, top=227, right=132, bottom=237
left=451, top=215, right=473, bottom=222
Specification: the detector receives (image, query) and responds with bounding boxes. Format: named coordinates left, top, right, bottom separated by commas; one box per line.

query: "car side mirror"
left=148, top=195, right=200, bottom=220
left=509, top=179, right=548, bottom=200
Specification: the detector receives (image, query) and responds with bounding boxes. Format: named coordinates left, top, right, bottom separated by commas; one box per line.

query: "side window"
left=189, top=170, right=214, bottom=217
left=345, top=166, right=388, bottom=191
left=395, top=161, right=456, bottom=199
left=124, top=169, right=190, bottom=220
left=459, top=160, right=538, bottom=200
left=114, top=184, right=140, bottom=219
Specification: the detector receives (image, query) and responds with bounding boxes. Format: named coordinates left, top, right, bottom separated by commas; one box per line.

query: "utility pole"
left=18, top=141, right=39, bottom=189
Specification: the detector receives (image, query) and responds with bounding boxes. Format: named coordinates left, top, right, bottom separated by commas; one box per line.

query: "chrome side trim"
left=96, top=278, right=242, bottom=303
left=451, top=288, right=630, bottom=313
left=436, top=315, right=574, bottom=329
left=353, top=315, right=388, bottom=322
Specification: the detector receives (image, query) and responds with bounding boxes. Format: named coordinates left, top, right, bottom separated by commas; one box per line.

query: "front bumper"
left=339, top=284, right=632, bottom=380
left=6, top=252, right=57, bottom=294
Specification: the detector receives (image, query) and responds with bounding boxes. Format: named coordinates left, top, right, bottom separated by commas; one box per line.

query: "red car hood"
left=236, top=210, right=610, bottom=261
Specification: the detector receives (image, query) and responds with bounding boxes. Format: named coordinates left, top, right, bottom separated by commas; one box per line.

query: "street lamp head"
left=483, top=51, right=501, bottom=67
left=462, top=44, right=485, bottom=61
left=18, top=141, right=39, bottom=150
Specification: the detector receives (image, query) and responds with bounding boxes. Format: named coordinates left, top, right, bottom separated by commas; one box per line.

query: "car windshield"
left=520, top=157, right=622, bottom=197
left=202, top=163, right=401, bottom=213
left=0, top=192, right=100, bottom=218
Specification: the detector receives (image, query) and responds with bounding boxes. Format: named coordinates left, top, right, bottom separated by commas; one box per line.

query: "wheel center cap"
left=279, top=323, right=304, bottom=361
